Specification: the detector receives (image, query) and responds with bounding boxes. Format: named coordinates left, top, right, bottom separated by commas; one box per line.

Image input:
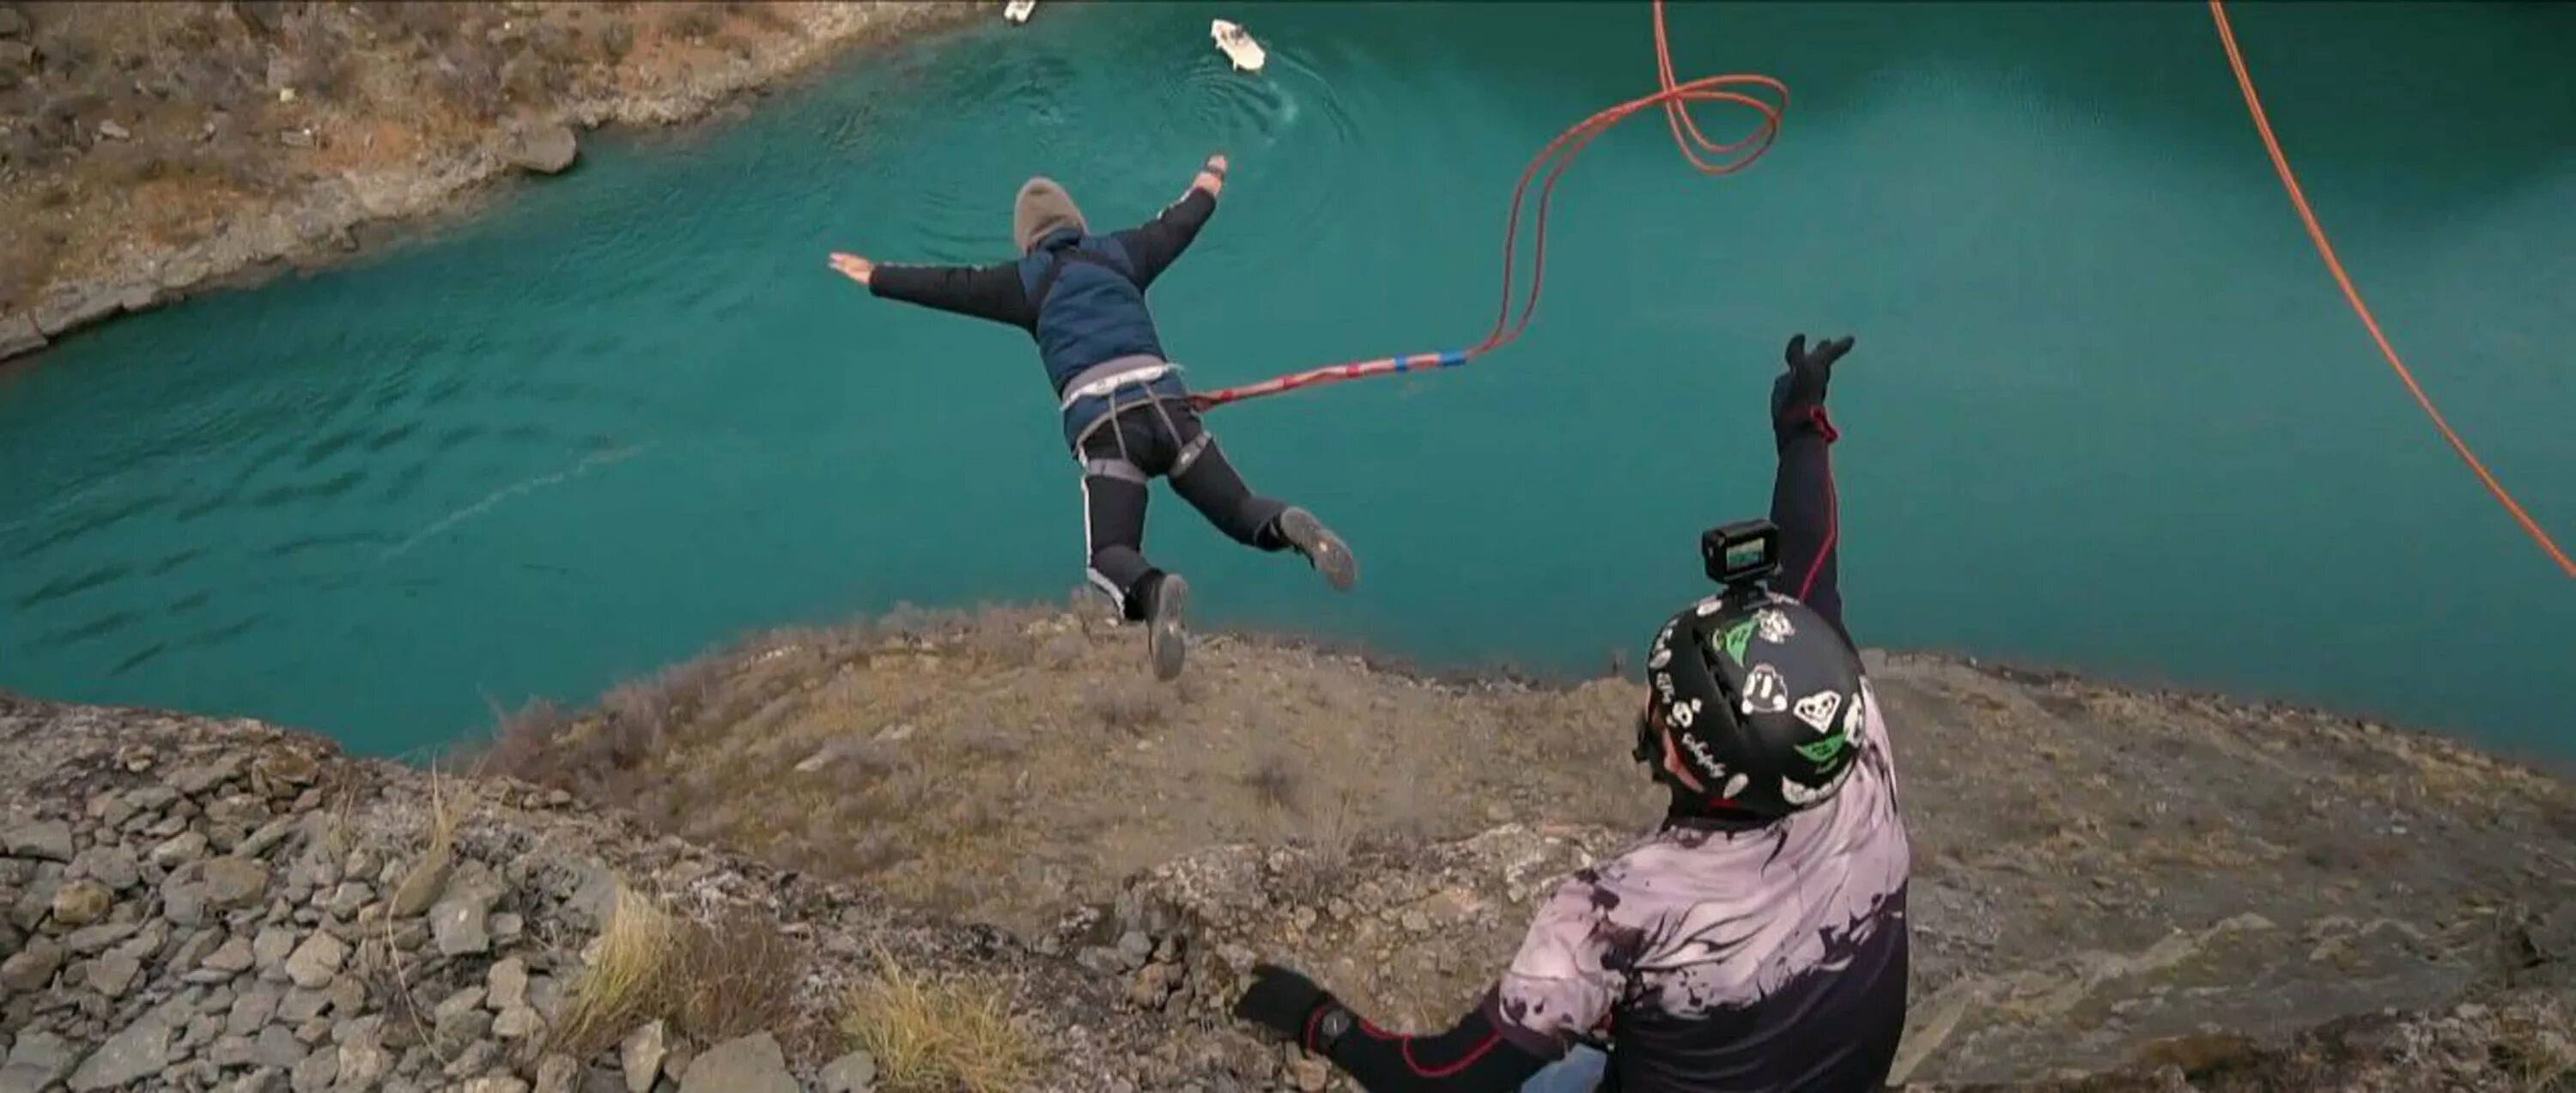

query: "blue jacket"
left=867, top=187, right=1219, bottom=399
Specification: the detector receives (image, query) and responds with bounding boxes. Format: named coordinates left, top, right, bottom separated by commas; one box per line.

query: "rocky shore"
left=0, top=2, right=993, bottom=363
left=3, top=606, right=2573, bottom=1090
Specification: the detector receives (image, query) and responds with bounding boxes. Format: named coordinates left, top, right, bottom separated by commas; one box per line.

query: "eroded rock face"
left=506, top=123, right=579, bottom=175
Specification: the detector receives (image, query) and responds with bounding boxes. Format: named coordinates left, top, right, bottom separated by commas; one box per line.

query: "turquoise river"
left=2, top=2, right=2570, bottom=758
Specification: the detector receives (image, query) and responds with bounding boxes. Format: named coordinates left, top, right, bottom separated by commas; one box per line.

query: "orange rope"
left=2208, top=0, right=2574, bottom=579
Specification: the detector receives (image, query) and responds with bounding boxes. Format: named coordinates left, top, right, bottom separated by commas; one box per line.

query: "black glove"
left=1771, top=333, right=1855, bottom=435
left=1232, top=963, right=1333, bottom=1047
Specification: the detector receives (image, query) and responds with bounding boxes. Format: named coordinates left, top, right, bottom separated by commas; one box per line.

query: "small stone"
left=3, top=820, right=74, bottom=862
left=527, top=975, right=563, bottom=1020
left=295, top=1018, right=330, bottom=1046
left=170, top=756, right=247, bottom=796
left=95, top=119, right=132, bottom=141
left=151, top=831, right=211, bottom=870
left=677, top=1033, right=796, bottom=1093
left=386, top=848, right=451, bottom=919
left=442, top=1040, right=497, bottom=1079
left=618, top=1021, right=667, bottom=1093
left=64, top=920, right=140, bottom=955
left=284, top=931, right=346, bottom=989
left=489, top=913, right=523, bottom=943
left=50, top=880, right=112, bottom=927
left=1116, top=930, right=1153, bottom=969
left=204, top=934, right=256, bottom=973
left=228, top=985, right=283, bottom=1035
left=0, top=8, right=29, bottom=38
left=254, top=1024, right=307, bottom=1068
left=86, top=950, right=142, bottom=997
left=253, top=925, right=298, bottom=976
left=289, top=1046, right=337, bottom=1092
left=533, top=1054, right=580, bottom=1093
left=167, top=857, right=270, bottom=926
left=461, top=1078, right=528, bottom=1093
left=2, top=936, right=64, bottom=990
left=323, top=882, right=369, bottom=920
left=818, top=1049, right=878, bottom=1093
left=239, top=817, right=297, bottom=860
left=434, top=986, right=485, bottom=1020
left=327, top=974, right=364, bottom=1017
left=229, top=1068, right=288, bottom=1093
left=1288, top=1053, right=1332, bottom=1091
left=213, top=1034, right=258, bottom=1068
left=183, top=1011, right=223, bottom=1049
left=486, top=957, right=528, bottom=1011
left=1, top=1030, right=79, bottom=1091
left=433, top=891, right=492, bottom=956
left=279, top=987, right=331, bottom=1024
left=68, top=1007, right=175, bottom=1090
left=252, top=750, right=321, bottom=792
left=336, top=1035, right=391, bottom=1089
left=171, top=926, right=223, bottom=972
left=1075, top=946, right=1127, bottom=977
left=70, top=846, right=142, bottom=892
left=493, top=1005, right=541, bottom=1039
left=433, top=1008, right=491, bottom=1059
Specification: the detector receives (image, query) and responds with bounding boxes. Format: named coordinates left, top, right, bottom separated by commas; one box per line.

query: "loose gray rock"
left=166, top=857, right=269, bottom=926
left=68, top=1007, right=174, bottom=1090
left=212, top=1035, right=258, bottom=1068
left=1, top=936, right=64, bottom=991
left=49, top=880, right=111, bottom=927
left=432, top=891, right=492, bottom=956
left=441, top=1040, right=499, bottom=1080
left=490, top=912, right=524, bottom=943
left=336, top=1035, right=391, bottom=1090
left=493, top=1005, right=542, bottom=1040
left=169, top=756, right=247, bottom=796
left=151, top=831, right=211, bottom=871
left=618, top=1021, right=667, bottom=1093
left=323, top=882, right=369, bottom=920
left=677, top=1033, right=797, bottom=1093
left=1117, top=929, right=1154, bottom=969
left=0, top=1030, right=78, bottom=1091
left=434, top=986, right=485, bottom=1020
left=204, top=934, right=256, bottom=973
left=507, top=123, right=580, bottom=174
left=70, top=846, right=141, bottom=892
left=0, top=9, right=29, bottom=39
left=253, top=1024, right=307, bottom=1069
left=819, top=1049, right=878, bottom=1093
left=228, top=1068, right=288, bottom=1093
left=253, top=924, right=298, bottom=977
left=486, top=956, right=528, bottom=1011
left=239, top=817, right=297, bottom=860
left=278, top=987, right=331, bottom=1024
left=461, top=1078, right=529, bottom=1093
left=3, top=820, right=73, bottom=862
left=288, top=1045, right=337, bottom=1093
left=433, top=1008, right=492, bottom=1060
left=63, top=920, right=138, bottom=956
left=85, top=950, right=142, bottom=997
left=283, top=931, right=346, bottom=989
left=228, top=985, right=283, bottom=1035
left=386, top=847, right=450, bottom=919
left=95, top=119, right=131, bottom=142
left=533, top=1054, right=580, bottom=1093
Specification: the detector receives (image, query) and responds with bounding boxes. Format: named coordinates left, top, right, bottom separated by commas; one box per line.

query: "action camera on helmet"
left=1701, top=519, right=1780, bottom=591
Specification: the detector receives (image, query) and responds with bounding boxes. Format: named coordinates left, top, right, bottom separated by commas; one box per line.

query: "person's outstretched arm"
left=1113, top=154, right=1226, bottom=288
left=1769, top=333, right=1855, bottom=641
left=828, top=252, right=1037, bottom=330
left=1228, top=867, right=1630, bottom=1092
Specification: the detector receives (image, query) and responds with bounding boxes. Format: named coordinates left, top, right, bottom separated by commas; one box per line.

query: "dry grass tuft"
left=844, top=948, right=1038, bottom=1093
left=546, top=886, right=808, bottom=1061
left=1087, top=682, right=1168, bottom=733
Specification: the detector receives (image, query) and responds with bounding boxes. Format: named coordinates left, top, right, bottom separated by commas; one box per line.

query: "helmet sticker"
left=1669, top=697, right=1703, bottom=729
left=1841, top=687, right=1867, bottom=743
left=1693, top=597, right=1726, bottom=617
left=1722, top=772, right=1749, bottom=799
left=1653, top=671, right=1675, bottom=705
left=1648, top=643, right=1672, bottom=671
left=1717, top=619, right=1755, bottom=665
left=1780, top=774, right=1831, bottom=806
left=1754, top=607, right=1795, bottom=644
left=1791, top=690, right=1842, bottom=733
left=1740, top=663, right=1789, bottom=714
left=1678, top=730, right=1724, bottom=777
left=1794, top=732, right=1848, bottom=764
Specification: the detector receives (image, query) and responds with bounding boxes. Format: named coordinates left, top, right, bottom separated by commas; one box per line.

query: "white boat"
left=1211, top=19, right=1266, bottom=73
left=1004, top=0, right=1036, bottom=24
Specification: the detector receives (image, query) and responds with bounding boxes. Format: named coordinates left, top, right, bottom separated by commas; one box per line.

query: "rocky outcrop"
left=0, top=2, right=998, bottom=364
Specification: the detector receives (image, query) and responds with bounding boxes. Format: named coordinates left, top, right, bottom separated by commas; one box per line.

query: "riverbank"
left=3, top=608, right=2572, bottom=1089
left=0, top=1, right=993, bottom=362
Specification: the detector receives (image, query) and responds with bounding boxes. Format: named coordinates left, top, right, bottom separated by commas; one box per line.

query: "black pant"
left=1077, top=392, right=1288, bottom=618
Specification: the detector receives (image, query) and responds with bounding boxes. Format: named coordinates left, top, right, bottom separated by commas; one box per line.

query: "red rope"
left=1190, top=0, right=1785, bottom=410
left=2208, top=0, right=2573, bottom=579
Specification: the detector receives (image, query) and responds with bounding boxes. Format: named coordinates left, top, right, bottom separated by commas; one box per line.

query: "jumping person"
left=827, top=155, right=1357, bottom=681
left=1227, top=335, right=1911, bottom=1093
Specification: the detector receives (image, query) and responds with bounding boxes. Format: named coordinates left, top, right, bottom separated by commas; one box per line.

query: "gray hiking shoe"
left=1145, top=574, right=1189, bottom=682
left=1273, top=507, right=1357, bottom=592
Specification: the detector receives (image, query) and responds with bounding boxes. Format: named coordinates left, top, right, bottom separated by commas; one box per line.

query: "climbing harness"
left=1187, top=0, right=1784, bottom=411
left=2207, top=0, right=2572, bottom=579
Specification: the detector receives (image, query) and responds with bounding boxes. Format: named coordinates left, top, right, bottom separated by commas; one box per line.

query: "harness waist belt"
left=1060, top=355, right=1176, bottom=410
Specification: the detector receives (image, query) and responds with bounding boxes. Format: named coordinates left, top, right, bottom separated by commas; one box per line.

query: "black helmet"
left=1634, top=591, right=1868, bottom=821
